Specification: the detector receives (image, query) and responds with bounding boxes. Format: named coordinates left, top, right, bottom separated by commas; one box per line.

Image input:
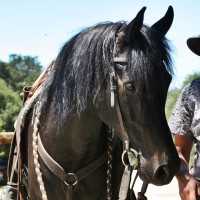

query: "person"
left=169, top=35, right=200, bottom=200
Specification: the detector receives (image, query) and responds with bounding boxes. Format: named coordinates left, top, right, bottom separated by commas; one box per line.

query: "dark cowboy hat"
left=187, top=35, right=200, bottom=56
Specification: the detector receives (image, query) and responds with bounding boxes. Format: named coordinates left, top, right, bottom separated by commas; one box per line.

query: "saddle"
left=0, top=61, right=54, bottom=200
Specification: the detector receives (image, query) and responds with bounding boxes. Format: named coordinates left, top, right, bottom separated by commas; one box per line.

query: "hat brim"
left=187, top=36, right=200, bottom=56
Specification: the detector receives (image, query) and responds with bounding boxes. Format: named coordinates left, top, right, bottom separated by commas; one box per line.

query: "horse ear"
left=151, top=6, right=174, bottom=36
left=123, top=7, right=146, bottom=42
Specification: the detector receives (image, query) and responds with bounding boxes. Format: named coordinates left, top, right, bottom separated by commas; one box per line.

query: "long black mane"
left=38, top=21, right=173, bottom=122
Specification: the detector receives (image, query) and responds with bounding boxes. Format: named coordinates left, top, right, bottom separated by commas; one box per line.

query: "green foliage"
left=0, top=54, right=43, bottom=92
left=165, top=87, right=181, bottom=120
left=0, top=78, right=21, bottom=131
left=0, top=54, right=43, bottom=132
left=182, top=72, right=200, bottom=89
left=0, top=144, right=10, bottom=158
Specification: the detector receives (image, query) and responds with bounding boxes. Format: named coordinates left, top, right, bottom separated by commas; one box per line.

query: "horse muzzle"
left=138, top=154, right=180, bottom=186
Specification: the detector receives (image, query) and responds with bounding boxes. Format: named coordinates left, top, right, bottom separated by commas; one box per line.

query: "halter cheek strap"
left=111, top=55, right=149, bottom=200
left=110, top=71, right=129, bottom=145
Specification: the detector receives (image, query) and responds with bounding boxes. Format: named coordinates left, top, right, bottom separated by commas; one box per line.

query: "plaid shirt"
left=169, top=77, right=200, bottom=179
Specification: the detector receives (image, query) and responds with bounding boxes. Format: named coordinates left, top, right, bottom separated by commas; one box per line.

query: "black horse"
left=3, top=6, right=180, bottom=200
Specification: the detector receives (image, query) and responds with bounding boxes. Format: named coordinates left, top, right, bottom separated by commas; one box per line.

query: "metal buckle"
left=113, top=57, right=128, bottom=63
left=64, top=173, right=78, bottom=186
left=110, top=72, right=117, bottom=107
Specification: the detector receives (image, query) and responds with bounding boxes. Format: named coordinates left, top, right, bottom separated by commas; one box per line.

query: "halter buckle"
left=110, top=72, right=117, bottom=107
left=113, top=57, right=128, bottom=63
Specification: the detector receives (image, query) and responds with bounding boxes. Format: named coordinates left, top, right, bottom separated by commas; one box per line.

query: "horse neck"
left=40, top=105, right=107, bottom=171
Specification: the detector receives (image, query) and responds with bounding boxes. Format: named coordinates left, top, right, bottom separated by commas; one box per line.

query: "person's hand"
left=176, top=171, right=200, bottom=200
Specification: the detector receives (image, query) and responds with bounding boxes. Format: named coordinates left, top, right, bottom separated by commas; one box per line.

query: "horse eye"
left=125, top=82, right=135, bottom=91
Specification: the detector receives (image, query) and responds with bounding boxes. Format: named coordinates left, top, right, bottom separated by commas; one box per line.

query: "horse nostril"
left=153, top=164, right=170, bottom=182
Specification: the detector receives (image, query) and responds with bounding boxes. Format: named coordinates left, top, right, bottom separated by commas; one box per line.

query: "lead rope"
left=32, top=102, right=48, bottom=200
left=137, top=182, right=148, bottom=200
left=107, top=128, right=113, bottom=200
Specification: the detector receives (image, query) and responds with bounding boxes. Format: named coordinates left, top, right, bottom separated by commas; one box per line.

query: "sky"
left=1, top=0, right=200, bottom=88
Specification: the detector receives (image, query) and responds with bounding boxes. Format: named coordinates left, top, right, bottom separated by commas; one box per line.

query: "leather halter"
left=112, top=33, right=131, bottom=149
left=112, top=47, right=148, bottom=200
left=112, top=54, right=140, bottom=164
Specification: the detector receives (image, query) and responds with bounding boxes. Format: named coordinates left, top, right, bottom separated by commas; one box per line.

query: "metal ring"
left=64, top=173, right=78, bottom=186
left=121, top=148, right=139, bottom=168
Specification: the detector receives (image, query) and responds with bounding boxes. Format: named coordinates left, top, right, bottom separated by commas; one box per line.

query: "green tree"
left=0, top=61, right=10, bottom=81
left=182, top=72, right=200, bottom=88
left=0, top=78, right=21, bottom=131
left=1, top=54, right=43, bottom=92
left=165, top=87, right=181, bottom=120
left=0, top=54, right=43, bottom=131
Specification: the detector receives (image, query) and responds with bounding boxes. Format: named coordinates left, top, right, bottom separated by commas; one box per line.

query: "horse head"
left=95, top=6, right=180, bottom=185
left=24, top=7, right=181, bottom=199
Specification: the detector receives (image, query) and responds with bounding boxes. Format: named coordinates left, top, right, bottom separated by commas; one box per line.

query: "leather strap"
left=110, top=71, right=129, bottom=144
left=113, top=54, right=148, bottom=199
left=118, top=166, right=132, bottom=200
left=115, top=91, right=129, bottom=143
left=37, top=133, right=116, bottom=184
left=137, top=182, right=148, bottom=200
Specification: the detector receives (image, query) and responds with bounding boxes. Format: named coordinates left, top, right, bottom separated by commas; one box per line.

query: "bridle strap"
left=110, top=71, right=129, bottom=146
left=137, top=182, right=148, bottom=200
left=112, top=54, right=148, bottom=200
left=37, top=133, right=110, bottom=183
left=112, top=42, right=129, bottom=146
